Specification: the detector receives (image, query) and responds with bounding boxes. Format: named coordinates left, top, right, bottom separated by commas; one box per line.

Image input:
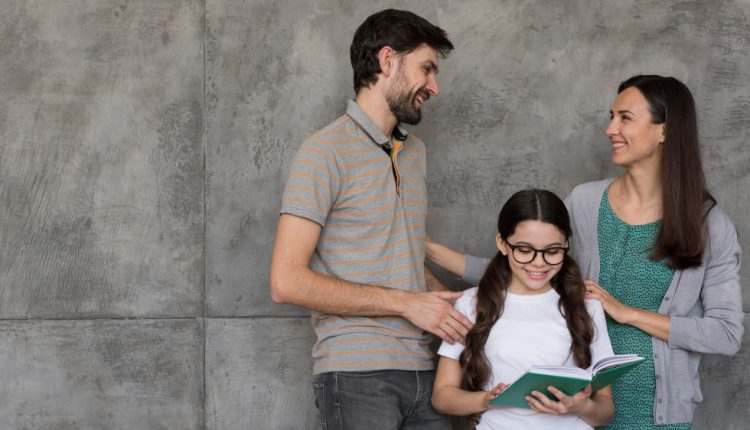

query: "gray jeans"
left=312, top=369, right=452, bottom=430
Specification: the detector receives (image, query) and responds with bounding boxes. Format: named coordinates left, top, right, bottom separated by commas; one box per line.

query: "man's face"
left=386, top=44, right=440, bottom=125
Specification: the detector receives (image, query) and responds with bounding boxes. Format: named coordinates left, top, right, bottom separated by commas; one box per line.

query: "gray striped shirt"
left=280, top=100, right=433, bottom=374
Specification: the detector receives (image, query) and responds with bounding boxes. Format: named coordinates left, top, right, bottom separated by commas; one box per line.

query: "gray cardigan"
left=462, top=178, right=743, bottom=425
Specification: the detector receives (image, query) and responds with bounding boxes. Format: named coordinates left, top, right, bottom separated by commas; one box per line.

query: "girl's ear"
left=496, top=234, right=508, bottom=256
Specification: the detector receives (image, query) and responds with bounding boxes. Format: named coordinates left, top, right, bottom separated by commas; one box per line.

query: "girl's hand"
left=483, top=383, right=509, bottom=410
left=584, top=279, right=636, bottom=324
left=526, top=385, right=592, bottom=415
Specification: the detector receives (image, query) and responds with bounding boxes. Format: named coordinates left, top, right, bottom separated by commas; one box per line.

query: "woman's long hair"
left=459, top=189, right=594, bottom=428
left=617, top=75, right=715, bottom=269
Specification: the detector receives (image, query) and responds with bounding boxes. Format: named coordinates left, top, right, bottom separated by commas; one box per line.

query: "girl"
left=431, top=189, right=615, bottom=429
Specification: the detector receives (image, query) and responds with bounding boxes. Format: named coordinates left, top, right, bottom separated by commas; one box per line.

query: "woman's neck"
left=610, top=166, right=663, bottom=224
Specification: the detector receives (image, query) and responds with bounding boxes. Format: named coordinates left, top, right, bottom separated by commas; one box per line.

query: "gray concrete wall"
left=1, top=0, right=748, bottom=429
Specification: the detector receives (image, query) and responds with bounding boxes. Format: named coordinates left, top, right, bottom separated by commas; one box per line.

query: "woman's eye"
left=517, top=247, right=533, bottom=254
left=545, top=249, right=562, bottom=256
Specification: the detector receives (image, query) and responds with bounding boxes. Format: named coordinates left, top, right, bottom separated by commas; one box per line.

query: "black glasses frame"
left=506, top=243, right=568, bottom=265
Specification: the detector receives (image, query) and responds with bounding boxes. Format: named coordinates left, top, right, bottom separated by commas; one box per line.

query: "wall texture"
left=0, top=0, right=748, bottom=429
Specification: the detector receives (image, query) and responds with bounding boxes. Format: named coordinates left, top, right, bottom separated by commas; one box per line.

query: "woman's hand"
left=483, top=383, right=509, bottom=410
left=526, top=385, right=592, bottom=415
left=584, top=279, right=636, bottom=324
left=584, top=279, right=671, bottom=340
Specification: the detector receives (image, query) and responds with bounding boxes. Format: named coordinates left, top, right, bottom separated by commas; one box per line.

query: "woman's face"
left=605, top=87, right=665, bottom=169
left=497, top=220, right=567, bottom=296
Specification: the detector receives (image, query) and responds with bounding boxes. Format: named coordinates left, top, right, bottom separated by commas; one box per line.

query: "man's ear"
left=377, top=45, right=397, bottom=78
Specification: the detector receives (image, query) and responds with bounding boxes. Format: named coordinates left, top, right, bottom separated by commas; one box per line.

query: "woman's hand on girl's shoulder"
left=584, top=279, right=636, bottom=324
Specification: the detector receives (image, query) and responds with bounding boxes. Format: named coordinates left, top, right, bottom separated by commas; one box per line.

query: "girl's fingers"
left=546, top=386, right=568, bottom=401
left=491, top=383, right=508, bottom=392
left=526, top=395, right=555, bottom=414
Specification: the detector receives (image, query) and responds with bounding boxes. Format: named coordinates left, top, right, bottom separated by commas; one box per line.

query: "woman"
left=431, top=189, right=615, bottom=429
left=427, top=75, right=743, bottom=429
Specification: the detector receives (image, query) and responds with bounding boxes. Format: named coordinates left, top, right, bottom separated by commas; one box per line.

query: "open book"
left=488, top=354, right=644, bottom=409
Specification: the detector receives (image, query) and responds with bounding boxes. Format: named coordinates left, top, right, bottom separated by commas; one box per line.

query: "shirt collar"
left=346, top=100, right=408, bottom=148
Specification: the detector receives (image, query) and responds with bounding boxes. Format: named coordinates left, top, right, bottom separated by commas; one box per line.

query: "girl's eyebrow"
left=514, top=241, right=566, bottom=248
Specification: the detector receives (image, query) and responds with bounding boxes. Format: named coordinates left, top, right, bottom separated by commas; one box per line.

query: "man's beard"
left=387, top=68, right=424, bottom=125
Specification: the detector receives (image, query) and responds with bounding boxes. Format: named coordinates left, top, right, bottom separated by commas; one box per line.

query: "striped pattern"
left=280, top=100, right=432, bottom=374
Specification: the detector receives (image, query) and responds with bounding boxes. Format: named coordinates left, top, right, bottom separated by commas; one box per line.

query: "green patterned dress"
left=596, top=191, right=691, bottom=430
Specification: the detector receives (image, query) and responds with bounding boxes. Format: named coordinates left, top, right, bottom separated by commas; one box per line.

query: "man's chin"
left=400, top=117, right=421, bottom=125
left=397, top=110, right=422, bottom=125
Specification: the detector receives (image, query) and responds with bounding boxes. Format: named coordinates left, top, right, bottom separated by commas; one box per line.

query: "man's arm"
left=424, top=264, right=449, bottom=292
left=270, top=213, right=473, bottom=344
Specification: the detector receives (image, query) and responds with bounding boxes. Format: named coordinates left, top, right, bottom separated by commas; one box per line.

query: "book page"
left=592, top=354, right=643, bottom=374
left=527, top=365, right=591, bottom=380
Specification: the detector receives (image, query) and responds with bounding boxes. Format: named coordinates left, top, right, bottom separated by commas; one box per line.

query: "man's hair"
left=350, top=9, right=454, bottom=93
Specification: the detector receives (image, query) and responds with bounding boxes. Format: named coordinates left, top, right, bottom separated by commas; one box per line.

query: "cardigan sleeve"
left=668, top=207, right=744, bottom=355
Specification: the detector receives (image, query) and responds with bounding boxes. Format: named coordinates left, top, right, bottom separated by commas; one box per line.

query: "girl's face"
left=605, top=87, right=665, bottom=169
left=498, top=220, right=567, bottom=295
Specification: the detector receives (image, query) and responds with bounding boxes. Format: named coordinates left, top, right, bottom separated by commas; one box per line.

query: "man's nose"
left=426, top=74, right=439, bottom=97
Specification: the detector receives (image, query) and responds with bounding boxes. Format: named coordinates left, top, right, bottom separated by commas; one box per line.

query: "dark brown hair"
left=617, top=75, right=716, bottom=269
left=350, top=9, right=453, bottom=93
left=459, top=190, right=594, bottom=427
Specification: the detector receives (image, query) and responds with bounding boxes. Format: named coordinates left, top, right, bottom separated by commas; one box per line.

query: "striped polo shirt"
left=280, top=100, right=433, bottom=374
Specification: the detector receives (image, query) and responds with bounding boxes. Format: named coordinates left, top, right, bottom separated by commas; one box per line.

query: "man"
left=270, top=9, right=471, bottom=429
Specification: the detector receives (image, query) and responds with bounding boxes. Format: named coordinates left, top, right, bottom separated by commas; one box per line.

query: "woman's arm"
left=425, top=238, right=467, bottom=277
left=431, top=356, right=505, bottom=416
left=585, top=209, right=744, bottom=353
left=584, top=280, right=671, bottom=341
left=425, top=238, right=491, bottom=286
left=668, top=208, right=744, bottom=354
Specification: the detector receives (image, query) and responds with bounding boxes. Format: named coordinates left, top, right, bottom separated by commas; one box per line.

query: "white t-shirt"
left=438, top=287, right=614, bottom=430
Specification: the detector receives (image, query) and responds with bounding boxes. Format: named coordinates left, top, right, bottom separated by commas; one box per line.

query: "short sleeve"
left=587, top=299, right=615, bottom=369
left=280, top=137, right=340, bottom=227
left=437, top=290, right=477, bottom=360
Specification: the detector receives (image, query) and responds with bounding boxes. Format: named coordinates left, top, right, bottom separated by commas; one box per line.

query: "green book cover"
left=488, top=355, right=644, bottom=409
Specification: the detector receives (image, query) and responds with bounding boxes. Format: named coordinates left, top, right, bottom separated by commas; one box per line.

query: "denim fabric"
left=312, top=369, right=451, bottom=430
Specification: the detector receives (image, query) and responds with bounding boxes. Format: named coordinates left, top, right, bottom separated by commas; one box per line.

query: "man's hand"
left=401, top=291, right=473, bottom=344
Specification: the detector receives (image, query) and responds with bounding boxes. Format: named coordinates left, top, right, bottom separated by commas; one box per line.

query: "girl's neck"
left=506, top=281, right=553, bottom=296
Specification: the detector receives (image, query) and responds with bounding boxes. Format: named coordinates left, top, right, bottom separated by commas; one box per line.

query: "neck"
left=507, top=281, right=552, bottom=296
left=618, top=162, right=663, bottom=206
left=355, top=87, right=397, bottom=137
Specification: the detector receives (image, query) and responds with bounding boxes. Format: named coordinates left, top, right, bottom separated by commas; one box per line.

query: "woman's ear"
left=658, top=123, right=666, bottom=144
left=496, top=234, right=508, bottom=256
